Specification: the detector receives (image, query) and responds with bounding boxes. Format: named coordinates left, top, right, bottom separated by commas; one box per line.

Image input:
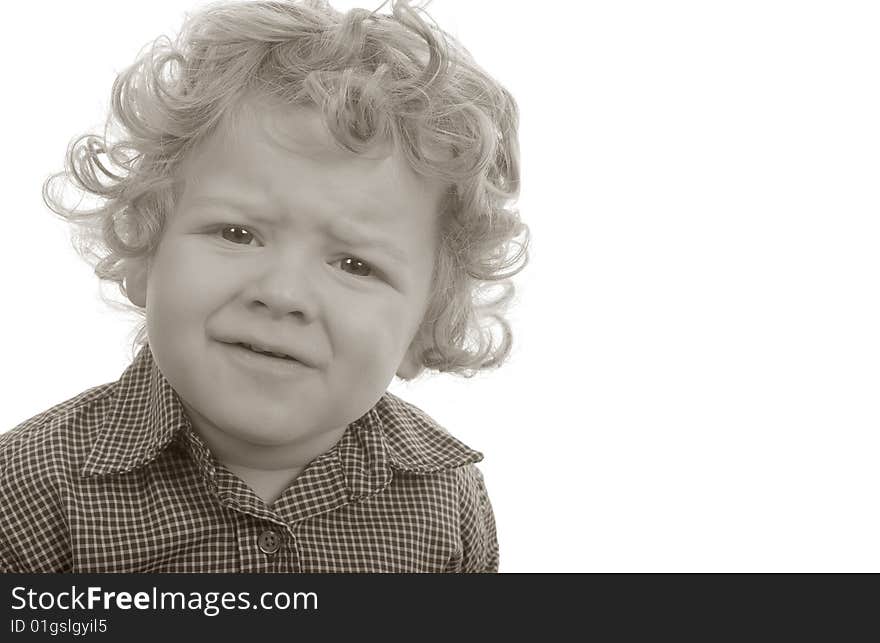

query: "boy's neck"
left=180, top=400, right=348, bottom=473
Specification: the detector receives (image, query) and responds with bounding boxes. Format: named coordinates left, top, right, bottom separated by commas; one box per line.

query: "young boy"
left=0, top=0, right=526, bottom=573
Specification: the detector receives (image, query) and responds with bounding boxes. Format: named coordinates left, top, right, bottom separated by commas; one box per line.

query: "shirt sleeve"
left=455, top=465, right=500, bottom=573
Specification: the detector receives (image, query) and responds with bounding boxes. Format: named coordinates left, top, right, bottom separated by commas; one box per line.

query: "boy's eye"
left=337, top=257, right=373, bottom=278
left=219, top=225, right=257, bottom=245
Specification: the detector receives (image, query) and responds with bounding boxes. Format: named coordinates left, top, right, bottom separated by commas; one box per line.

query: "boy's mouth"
left=235, top=342, right=299, bottom=362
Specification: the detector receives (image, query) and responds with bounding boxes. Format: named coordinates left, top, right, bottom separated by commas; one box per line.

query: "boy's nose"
left=245, top=252, right=319, bottom=322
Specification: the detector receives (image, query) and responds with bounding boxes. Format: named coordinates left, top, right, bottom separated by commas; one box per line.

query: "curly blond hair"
left=43, top=0, right=528, bottom=377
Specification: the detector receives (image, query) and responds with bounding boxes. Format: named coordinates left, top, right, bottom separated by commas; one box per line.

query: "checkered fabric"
left=0, top=346, right=498, bottom=573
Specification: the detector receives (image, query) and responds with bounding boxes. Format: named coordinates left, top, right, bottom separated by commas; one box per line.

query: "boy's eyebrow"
left=188, top=194, right=409, bottom=263
left=187, top=194, right=283, bottom=226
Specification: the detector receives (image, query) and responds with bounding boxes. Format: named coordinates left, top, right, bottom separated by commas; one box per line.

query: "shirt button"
left=258, top=529, right=282, bottom=555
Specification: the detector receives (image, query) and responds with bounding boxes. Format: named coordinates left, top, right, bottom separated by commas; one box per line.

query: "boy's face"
left=128, top=95, right=444, bottom=456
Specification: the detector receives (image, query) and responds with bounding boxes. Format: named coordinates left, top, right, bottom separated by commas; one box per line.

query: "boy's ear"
left=123, top=257, right=149, bottom=308
left=396, top=341, right=424, bottom=381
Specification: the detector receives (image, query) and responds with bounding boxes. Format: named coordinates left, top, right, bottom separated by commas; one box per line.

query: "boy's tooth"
left=239, top=342, right=292, bottom=360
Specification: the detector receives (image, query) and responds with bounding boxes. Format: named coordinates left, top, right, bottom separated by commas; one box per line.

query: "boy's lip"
left=214, top=336, right=315, bottom=368
left=222, top=341, right=314, bottom=377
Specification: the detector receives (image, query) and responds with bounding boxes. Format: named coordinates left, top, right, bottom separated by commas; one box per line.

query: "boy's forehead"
left=178, top=93, right=445, bottom=204
left=198, top=93, right=394, bottom=171
left=246, top=94, right=395, bottom=161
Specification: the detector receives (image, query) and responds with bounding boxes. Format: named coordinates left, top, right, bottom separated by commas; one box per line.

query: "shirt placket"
left=214, top=474, right=301, bottom=573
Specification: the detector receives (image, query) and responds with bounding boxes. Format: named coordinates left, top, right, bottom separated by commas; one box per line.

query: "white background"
left=2, top=0, right=879, bottom=572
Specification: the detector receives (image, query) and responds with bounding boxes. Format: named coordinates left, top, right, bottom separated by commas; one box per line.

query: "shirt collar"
left=81, top=345, right=484, bottom=499
left=339, top=392, right=484, bottom=500
left=81, top=345, right=190, bottom=476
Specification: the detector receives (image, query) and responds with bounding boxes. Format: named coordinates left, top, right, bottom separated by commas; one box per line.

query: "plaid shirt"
left=0, top=346, right=498, bottom=573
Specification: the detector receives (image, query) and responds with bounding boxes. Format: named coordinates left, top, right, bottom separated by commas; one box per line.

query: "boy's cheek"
left=342, top=311, right=417, bottom=374
left=149, top=245, right=234, bottom=307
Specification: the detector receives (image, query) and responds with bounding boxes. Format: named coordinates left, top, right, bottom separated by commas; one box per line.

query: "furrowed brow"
left=326, top=222, right=408, bottom=264
left=187, top=195, right=279, bottom=225
left=188, top=194, right=408, bottom=263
